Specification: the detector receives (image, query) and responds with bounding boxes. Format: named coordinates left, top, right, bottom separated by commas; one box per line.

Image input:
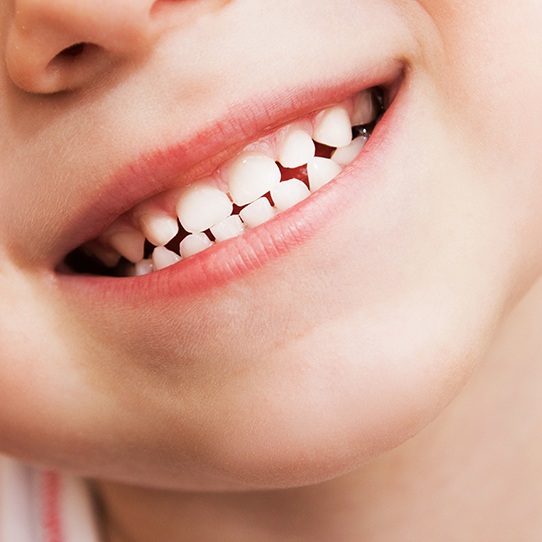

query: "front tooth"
left=239, top=197, right=276, bottom=229
left=210, top=215, right=245, bottom=242
left=179, top=233, right=213, bottom=258
left=226, top=152, right=281, bottom=206
left=108, top=230, right=146, bottom=263
left=271, top=178, right=310, bottom=211
left=307, top=157, right=343, bottom=192
left=312, top=105, right=353, bottom=148
left=139, top=212, right=179, bottom=247
left=331, top=136, right=367, bottom=166
left=152, top=246, right=181, bottom=270
left=277, top=129, right=315, bottom=168
left=176, top=179, right=233, bottom=233
left=351, top=91, right=378, bottom=126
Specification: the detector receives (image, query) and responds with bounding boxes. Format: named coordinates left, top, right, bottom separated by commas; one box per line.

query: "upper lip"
left=51, top=59, right=404, bottom=270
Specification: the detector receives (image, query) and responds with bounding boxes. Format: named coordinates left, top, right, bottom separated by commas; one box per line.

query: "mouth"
left=60, top=80, right=397, bottom=281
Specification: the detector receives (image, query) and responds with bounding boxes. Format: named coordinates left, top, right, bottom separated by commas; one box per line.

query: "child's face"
left=1, top=0, right=541, bottom=489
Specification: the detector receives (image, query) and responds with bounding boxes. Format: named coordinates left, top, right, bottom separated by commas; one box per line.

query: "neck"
left=94, top=277, right=542, bottom=542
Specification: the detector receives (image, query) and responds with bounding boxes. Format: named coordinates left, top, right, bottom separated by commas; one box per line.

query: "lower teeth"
left=64, top=104, right=382, bottom=278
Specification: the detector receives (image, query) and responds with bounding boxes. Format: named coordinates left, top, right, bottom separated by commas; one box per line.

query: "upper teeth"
left=175, top=179, right=233, bottom=234
left=225, top=152, right=281, bottom=206
left=312, top=104, right=353, bottom=148
left=83, top=88, right=381, bottom=276
left=277, top=128, right=316, bottom=168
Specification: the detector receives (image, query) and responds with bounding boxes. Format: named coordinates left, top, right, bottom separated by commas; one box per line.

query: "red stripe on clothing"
left=42, top=470, right=64, bottom=542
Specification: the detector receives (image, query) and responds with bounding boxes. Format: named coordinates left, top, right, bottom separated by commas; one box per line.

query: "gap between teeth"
left=83, top=89, right=381, bottom=276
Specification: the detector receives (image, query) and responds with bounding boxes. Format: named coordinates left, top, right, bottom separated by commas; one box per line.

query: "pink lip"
left=54, top=61, right=405, bottom=300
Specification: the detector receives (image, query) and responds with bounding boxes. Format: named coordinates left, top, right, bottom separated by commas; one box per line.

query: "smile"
left=64, top=87, right=386, bottom=278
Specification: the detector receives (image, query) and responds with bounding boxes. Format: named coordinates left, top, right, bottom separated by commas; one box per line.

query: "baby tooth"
left=312, top=105, right=352, bottom=148
left=108, top=230, right=146, bottom=264
left=271, top=178, right=310, bottom=212
left=239, top=197, right=276, bottom=229
left=227, top=152, right=281, bottom=206
left=331, top=136, right=367, bottom=166
left=135, top=259, right=154, bottom=276
left=210, top=215, right=245, bottom=242
left=351, top=91, right=378, bottom=126
left=176, top=179, right=233, bottom=233
left=179, top=233, right=213, bottom=258
left=277, top=129, right=315, bottom=168
left=152, top=246, right=181, bottom=270
left=139, top=213, right=179, bottom=247
left=307, top=157, right=343, bottom=192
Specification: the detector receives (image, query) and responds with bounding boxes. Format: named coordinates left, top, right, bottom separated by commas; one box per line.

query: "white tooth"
left=307, top=157, right=343, bottom=192
left=239, top=197, right=276, bottom=229
left=351, top=91, right=378, bottom=126
left=152, top=246, right=181, bottom=270
left=227, top=152, right=281, bottom=206
left=271, top=179, right=310, bottom=212
left=312, top=105, right=353, bottom=148
left=331, top=136, right=367, bottom=166
left=179, top=233, right=213, bottom=258
left=210, top=215, right=245, bottom=242
left=135, top=259, right=154, bottom=276
left=108, top=230, right=146, bottom=263
left=277, top=129, right=315, bottom=168
left=176, top=180, right=233, bottom=233
left=139, top=213, right=179, bottom=247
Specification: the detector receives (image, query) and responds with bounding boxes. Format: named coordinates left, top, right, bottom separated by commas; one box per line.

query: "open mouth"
left=62, top=86, right=388, bottom=278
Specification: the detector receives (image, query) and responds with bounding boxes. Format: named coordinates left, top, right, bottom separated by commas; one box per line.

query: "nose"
left=5, top=0, right=160, bottom=94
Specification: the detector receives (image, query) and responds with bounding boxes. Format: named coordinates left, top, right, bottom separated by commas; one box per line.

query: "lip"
left=53, top=61, right=405, bottom=300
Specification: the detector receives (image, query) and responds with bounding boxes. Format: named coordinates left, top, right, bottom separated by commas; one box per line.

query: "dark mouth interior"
left=61, top=88, right=386, bottom=278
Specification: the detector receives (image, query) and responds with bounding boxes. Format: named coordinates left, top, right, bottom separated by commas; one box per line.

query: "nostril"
left=46, top=42, right=104, bottom=88
left=56, top=42, right=88, bottom=59
left=50, top=43, right=102, bottom=69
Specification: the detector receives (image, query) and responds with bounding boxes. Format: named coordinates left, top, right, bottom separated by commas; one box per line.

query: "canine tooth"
left=210, top=215, right=245, bottom=242
left=271, top=179, right=310, bottom=211
left=135, top=259, right=154, bottom=276
left=277, top=129, right=315, bottom=168
left=139, top=213, right=179, bottom=247
left=152, top=246, right=181, bottom=270
left=331, top=136, right=367, bottom=166
left=227, top=152, right=281, bottom=206
left=108, top=230, right=146, bottom=263
left=176, top=179, right=233, bottom=233
left=312, top=105, right=352, bottom=148
left=307, top=157, right=343, bottom=192
left=239, top=197, right=276, bottom=229
left=351, top=91, right=378, bottom=126
left=179, top=233, right=213, bottom=258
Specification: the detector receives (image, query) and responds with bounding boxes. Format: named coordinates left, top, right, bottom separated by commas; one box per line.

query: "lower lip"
left=56, top=84, right=405, bottom=303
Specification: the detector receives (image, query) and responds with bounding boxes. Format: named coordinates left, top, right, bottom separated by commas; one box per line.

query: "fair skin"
left=1, top=0, right=542, bottom=540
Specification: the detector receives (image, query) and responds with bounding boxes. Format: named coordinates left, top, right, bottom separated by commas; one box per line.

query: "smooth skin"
left=1, top=1, right=542, bottom=540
